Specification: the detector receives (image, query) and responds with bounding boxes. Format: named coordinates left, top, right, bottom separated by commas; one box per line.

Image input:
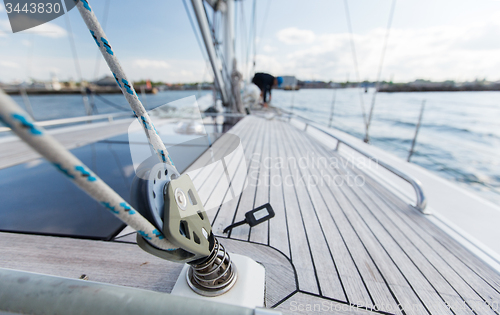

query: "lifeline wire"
left=364, top=0, right=397, bottom=143
left=343, top=0, right=368, bottom=127
left=75, top=0, right=178, bottom=173
left=0, top=90, right=177, bottom=251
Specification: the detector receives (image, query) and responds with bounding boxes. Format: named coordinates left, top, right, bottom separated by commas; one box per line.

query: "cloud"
left=29, top=22, right=67, bottom=38
left=0, top=20, right=10, bottom=37
left=133, top=59, right=170, bottom=69
left=0, top=18, right=65, bottom=38
left=0, top=53, right=206, bottom=83
left=0, top=61, right=19, bottom=68
left=125, top=59, right=205, bottom=82
left=255, top=12, right=500, bottom=82
left=262, top=45, right=277, bottom=53
left=277, top=27, right=316, bottom=45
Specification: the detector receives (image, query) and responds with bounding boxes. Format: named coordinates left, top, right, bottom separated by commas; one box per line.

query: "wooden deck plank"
left=313, top=145, right=457, bottom=314
left=273, top=120, right=320, bottom=295
left=331, top=165, right=474, bottom=315
left=301, top=126, right=500, bottom=315
left=287, top=122, right=407, bottom=314
left=189, top=127, right=243, bottom=193
left=227, top=118, right=268, bottom=241
left=0, top=232, right=296, bottom=308
left=210, top=117, right=265, bottom=234
left=249, top=117, right=271, bottom=244
left=208, top=117, right=258, bottom=226
left=193, top=122, right=252, bottom=211
left=282, top=121, right=394, bottom=311
left=352, top=166, right=500, bottom=312
left=268, top=120, right=291, bottom=258
left=203, top=122, right=257, bottom=223
left=276, top=292, right=379, bottom=315
left=277, top=122, right=347, bottom=301
left=196, top=115, right=500, bottom=314
left=350, top=160, right=500, bottom=293
left=219, top=238, right=297, bottom=308
left=286, top=125, right=431, bottom=315
left=336, top=163, right=498, bottom=315
left=0, top=232, right=183, bottom=293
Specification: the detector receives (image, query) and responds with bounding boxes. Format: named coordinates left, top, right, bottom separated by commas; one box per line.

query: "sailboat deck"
left=0, top=114, right=499, bottom=314
left=193, top=114, right=500, bottom=314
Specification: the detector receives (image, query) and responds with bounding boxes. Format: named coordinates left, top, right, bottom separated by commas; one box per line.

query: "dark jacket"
left=252, top=72, right=275, bottom=102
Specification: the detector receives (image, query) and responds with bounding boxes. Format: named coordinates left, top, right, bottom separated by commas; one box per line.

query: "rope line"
left=0, top=90, right=177, bottom=250
left=75, top=0, right=178, bottom=171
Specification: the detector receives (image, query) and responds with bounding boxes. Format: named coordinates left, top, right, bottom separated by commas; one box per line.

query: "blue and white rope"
left=75, top=0, right=178, bottom=173
left=0, top=90, right=178, bottom=251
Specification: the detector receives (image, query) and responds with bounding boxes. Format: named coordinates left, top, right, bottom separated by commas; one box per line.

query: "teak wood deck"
left=1, top=114, right=500, bottom=315
left=190, top=115, right=500, bottom=314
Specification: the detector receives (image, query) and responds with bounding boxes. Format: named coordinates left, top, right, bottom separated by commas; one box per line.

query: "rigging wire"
left=364, top=0, right=397, bottom=143
left=63, top=10, right=93, bottom=116
left=64, top=14, right=83, bottom=84
left=25, top=34, right=35, bottom=82
left=93, top=0, right=111, bottom=81
left=244, top=0, right=257, bottom=81
left=94, top=93, right=170, bottom=112
left=183, top=0, right=209, bottom=63
left=21, top=34, right=35, bottom=119
left=254, top=0, right=271, bottom=61
left=250, top=0, right=257, bottom=79
left=239, top=1, right=249, bottom=80
left=94, top=94, right=130, bottom=111
left=343, top=0, right=368, bottom=127
left=181, top=0, right=214, bottom=87
left=328, top=88, right=337, bottom=128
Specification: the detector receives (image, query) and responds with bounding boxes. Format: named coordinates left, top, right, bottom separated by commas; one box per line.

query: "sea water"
left=4, top=88, right=500, bottom=206
left=273, top=88, right=500, bottom=206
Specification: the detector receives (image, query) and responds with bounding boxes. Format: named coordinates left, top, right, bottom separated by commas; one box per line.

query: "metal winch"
left=131, top=157, right=237, bottom=296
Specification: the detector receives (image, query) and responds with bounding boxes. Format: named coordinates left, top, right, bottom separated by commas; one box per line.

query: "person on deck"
left=251, top=72, right=283, bottom=108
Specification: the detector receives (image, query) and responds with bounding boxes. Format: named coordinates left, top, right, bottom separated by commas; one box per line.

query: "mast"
left=190, top=0, right=230, bottom=106
left=223, top=0, right=235, bottom=77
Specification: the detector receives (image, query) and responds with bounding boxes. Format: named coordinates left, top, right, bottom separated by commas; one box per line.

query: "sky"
left=2, top=0, right=500, bottom=83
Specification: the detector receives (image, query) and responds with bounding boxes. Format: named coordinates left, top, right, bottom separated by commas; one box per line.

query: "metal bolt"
left=175, top=188, right=187, bottom=210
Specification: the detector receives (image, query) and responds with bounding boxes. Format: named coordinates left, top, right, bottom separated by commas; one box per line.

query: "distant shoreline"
left=5, top=86, right=500, bottom=95
left=377, top=84, right=500, bottom=93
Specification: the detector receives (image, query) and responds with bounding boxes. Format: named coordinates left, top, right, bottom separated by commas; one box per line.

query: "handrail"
left=0, top=112, right=133, bottom=133
left=280, top=109, right=429, bottom=214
